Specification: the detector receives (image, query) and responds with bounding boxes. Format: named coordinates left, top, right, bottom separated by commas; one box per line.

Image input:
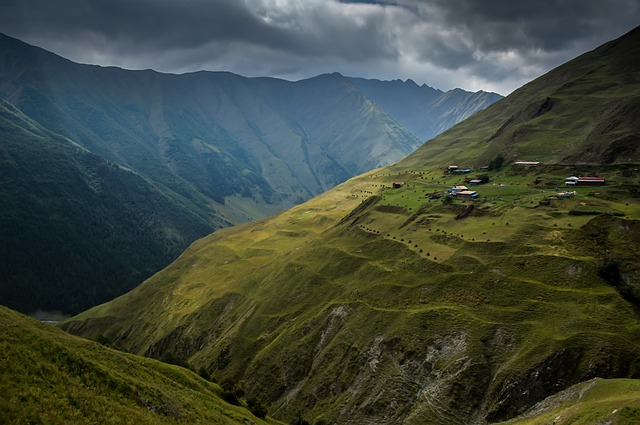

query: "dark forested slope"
left=0, top=99, right=213, bottom=313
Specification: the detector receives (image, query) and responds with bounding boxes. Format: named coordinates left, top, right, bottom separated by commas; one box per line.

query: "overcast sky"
left=1, top=0, right=639, bottom=95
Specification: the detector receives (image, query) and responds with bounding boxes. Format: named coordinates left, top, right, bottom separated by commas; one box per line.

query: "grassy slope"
left=64, top=164, right=640, bottom=424
left=62, top=27, right=640, bottom=424
left=0, top=305, right=281, bottom=425
left=497, top=378, right=640, bottom=425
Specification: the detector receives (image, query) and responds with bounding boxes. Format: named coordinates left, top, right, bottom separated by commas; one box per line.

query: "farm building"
left=514, top=161, right=541, bottom=167
left=392, top=181, right=405, bottom=189
left=446, top=165, right=472, bottom=174
left=565, top=176, right=605, bottom=186
left=448, top=185, right=478, bottom=199
left=456, top=190, right=478, bottom=199
left=469, top=179, right=483, bottom=185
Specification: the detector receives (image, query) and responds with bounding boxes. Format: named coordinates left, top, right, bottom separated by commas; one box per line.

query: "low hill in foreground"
left=5, top=306, right=640, bottom=425
left=62, top=27, right=640, bottom=424
left=0, top=305, right=280, bottom=424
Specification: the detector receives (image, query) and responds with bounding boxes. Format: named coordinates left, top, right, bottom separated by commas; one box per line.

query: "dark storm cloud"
left=0, top=0, right=638, bottom=94
left=424, top=0, right=639, bottom=51
left=0, top=0, right=397, bottom=60
left=1, top=0, right=321, bottom=61
left=385, top=0, right=640, bottom=91
left=397, top=0, right=640, bottom=70
left=2, top=0, right=265, bottom=48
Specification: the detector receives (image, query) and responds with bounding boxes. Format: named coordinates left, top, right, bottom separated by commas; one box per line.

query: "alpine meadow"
left=53, top=25, right=640, bottom=425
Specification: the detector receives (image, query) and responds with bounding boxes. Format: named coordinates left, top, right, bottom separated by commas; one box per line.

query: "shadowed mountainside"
left=0, top=98, right=216, bottom=313
left=347, top=77, right=502, bottom=140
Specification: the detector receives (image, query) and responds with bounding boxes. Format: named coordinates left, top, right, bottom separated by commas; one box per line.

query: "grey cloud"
left=1, top=0, right=291, bottom=53
left=0, top=0, right=398, bottom=61
left=413, top=32, right=475, bottom=70
left=421, top=0, right=640, bottom=51
left=0, top=0, right=638, bottom=95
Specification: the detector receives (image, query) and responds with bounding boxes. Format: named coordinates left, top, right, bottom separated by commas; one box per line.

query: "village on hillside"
left=439, top=161, right=607, bottom=203
left=344, top=158, right=637, bottom=263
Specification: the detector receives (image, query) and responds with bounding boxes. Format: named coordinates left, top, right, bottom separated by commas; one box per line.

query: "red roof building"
left=565, top=176, right=605, bottom=186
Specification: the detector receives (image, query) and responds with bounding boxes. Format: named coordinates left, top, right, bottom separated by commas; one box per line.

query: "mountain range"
left=61, top=26, right=640, bottom=424
left=0, top=33, right=500, bottom=315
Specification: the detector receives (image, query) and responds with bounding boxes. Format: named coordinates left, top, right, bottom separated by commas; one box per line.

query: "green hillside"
left=498, top=378, right=640, bottom=425
left=62, top=26, right=640, bottom=424
left=0, top=305, right=281, bottom=424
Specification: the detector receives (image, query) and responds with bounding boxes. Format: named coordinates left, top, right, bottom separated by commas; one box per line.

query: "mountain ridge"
left=346, top=75, right=503, bottom=140
left=0, top=31, right=501, bottom=315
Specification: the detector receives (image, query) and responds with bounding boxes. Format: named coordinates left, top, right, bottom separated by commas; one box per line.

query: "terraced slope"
left=62, top=26, right=640, bottom=424
left=0, top=306, right=281, bottom=425
left=63, top=162, right=640, bottom=423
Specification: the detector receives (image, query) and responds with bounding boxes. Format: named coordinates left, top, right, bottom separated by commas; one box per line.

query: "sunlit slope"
left=0, top=306, right=280, bottom=425
left=64, top=163, right=640, bottom=424
left=62, top=27, right=640, bottom=424
left=400, top=25, right=640, bottom=169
